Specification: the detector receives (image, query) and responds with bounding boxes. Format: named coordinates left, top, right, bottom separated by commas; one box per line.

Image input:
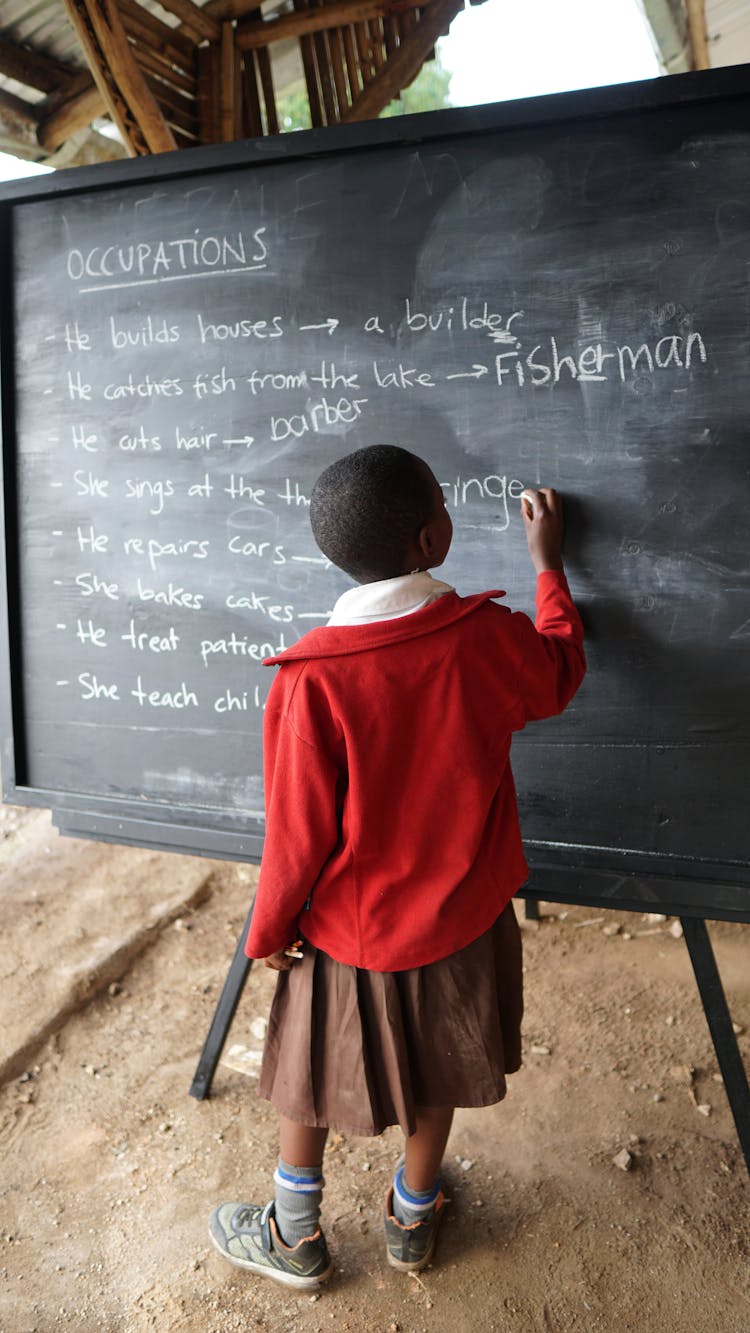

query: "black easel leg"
left=524, top=897, right=540, bottom=922
left=681, top=916, right=750, bottom=1178
left=189, top=902, right=254, bottom=1101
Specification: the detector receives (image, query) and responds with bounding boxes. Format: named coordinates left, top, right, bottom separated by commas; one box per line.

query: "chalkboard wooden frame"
left=2, top=63, right=750, bottom=923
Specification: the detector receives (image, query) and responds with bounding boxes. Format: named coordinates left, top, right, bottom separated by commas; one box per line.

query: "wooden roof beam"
left=152, top=0, right=222, bottom=45
left=118, top=0, right=198, bottom=65
left=236, top=0, right=425, bottom=50
left=36, top=76, right=107, bottom=152
left=0, top=35, right=78, bottom=94
left=128, top=40, right=196, bottom=95
left=342, top=0, right=463, bottom=121
left=172, top=0, right=316, bottom=41
left=60, top=0, right=178, bottom=156
left=0, top=88, right=43, bottom=160
left=183, top=0, right=288, bottom=25
left=45, top=126, right=126, bottom=168
left=0, top=81, right=124, bottom=169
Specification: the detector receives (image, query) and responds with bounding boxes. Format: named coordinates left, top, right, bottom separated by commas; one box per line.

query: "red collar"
left=264, top=590, right=506, bottom=664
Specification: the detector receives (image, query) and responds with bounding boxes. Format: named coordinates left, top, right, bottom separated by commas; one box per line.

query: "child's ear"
left=418, top=523, right=436, bottom=562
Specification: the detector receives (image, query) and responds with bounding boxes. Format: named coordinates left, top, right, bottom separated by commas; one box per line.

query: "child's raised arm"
left=506, top=486, right=585, bottom=720
left=521, top=487, right=565, bottom=574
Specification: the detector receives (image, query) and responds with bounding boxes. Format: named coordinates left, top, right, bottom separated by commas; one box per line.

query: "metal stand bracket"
left=681, top=916, right=750, bottom=1176
left=189, top=903, right=254, bottom=1100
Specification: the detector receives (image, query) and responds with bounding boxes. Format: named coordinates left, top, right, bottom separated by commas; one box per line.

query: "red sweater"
left=245, top=570, right=585, bottom=970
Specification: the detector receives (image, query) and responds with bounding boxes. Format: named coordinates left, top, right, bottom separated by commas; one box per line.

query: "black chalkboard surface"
left=2, top=66, right=750, bottom=921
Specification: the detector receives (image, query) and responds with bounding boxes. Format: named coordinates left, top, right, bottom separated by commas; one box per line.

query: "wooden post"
left=354, top=21, right=374, bottom=85
left=220, top=21, right=236, bottom=141
left=242, top=51, right=264, bottom=138
left=294, top=0, right=324, bottom=128
left=256, top=45, right=279, bottom=136
left=327, top=27, right=351, bottom=118
left=341, top=25, right=362, bottom=102
left=197, top=45, right=216, bottom=143
left=686, top=0, right=710, bottom=70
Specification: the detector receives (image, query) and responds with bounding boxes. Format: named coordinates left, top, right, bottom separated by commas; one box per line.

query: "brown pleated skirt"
left=257, top=903, right=523, bottom=1137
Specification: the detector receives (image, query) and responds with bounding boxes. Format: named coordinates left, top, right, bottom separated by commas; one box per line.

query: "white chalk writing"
left=30, top=270, right=712, bottom=745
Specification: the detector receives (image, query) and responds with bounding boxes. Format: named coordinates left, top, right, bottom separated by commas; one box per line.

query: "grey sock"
left=273, top=1158, right=324, bottom=1247
left=391, top=1165, right=440, bottom=1226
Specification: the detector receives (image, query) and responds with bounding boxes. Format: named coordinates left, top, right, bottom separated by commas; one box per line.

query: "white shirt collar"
left=327, top=571, right=454, bottom=626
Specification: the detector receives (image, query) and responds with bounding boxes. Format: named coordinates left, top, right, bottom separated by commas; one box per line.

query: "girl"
left=209, top=445, right=585, bottom=1288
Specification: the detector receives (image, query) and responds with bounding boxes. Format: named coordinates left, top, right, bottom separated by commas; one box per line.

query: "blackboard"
left=1, top=66, right=749, bottom=921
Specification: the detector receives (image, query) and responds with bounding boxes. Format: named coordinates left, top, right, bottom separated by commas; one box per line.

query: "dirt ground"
left=0, top=804, right=748, bottom=1333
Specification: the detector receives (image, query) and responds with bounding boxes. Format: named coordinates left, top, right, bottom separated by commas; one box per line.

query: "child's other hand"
left=521, top=487, right=565, bottom=574
left=264, top=949, right=295, bottom=971
left=264, top=940, right=304, bottom=971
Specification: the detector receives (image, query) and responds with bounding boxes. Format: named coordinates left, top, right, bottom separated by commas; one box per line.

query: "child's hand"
left=264, top=949, right=294, bottom=971
left=521, top=488, right=565, bottom=574
left=263, top=941, right=304, bottom=971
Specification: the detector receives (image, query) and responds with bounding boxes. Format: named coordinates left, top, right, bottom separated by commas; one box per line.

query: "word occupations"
left=66, top=228, right=267, bottom=284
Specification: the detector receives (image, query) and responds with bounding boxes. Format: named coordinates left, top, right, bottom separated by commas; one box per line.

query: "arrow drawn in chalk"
left=445, top=364, right=488, bottom=381
left=222, top=435, right=255, bottom=447
left=292, top=555, right=332, bottom=569
left=299, top=319, right=339, bottom=335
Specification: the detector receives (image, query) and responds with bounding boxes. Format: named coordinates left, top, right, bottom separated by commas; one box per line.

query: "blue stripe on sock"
left=274, top=1166, right=324, bottom=1193
left=394, top=1165, right=440, bottom=1210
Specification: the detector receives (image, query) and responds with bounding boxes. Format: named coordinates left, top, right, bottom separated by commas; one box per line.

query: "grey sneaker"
left=208, top=1200, right=333, bottom=1289
left=384, top=1186, right=446, bottom=1271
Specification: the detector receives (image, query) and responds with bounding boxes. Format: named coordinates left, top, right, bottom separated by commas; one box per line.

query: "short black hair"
left=310, top=445, right=436, bottom=582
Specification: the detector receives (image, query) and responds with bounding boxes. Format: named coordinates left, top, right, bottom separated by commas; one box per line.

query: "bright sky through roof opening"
left=0, top=155, right=52, bottom=182
left=440, top=0, right=661, bottom=105
left=0, top=0, right=661, bottom=181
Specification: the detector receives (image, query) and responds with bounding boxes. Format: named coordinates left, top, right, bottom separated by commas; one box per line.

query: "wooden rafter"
left=0, top=0, right=470, bottom=165
left=0, top=88, right=41, bottom=157
left=152, top=0, right=222, bottom=45
left=0, top=88, right=122, bottom=167
left=118, top=0, right=196, bottom=67
left=180, top=0, right=295, bottom=27
left=343, top=0, right=462, bottom=121
left=60, top=0, right=178, bottom=155
left=236, top=0, right=428, bottom=50
left=0, top=35, right=72, bottom=94
left=37, top=77, right=107, bottom=151
left=132, top=42, right=195, bottom=94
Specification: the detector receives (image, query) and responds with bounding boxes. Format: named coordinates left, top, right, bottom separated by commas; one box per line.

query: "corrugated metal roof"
left=708, top=0, right=750, bottom=64
left=2, top=0, right=85, bottom=68
left=642, top=0, right=750, bottom=70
